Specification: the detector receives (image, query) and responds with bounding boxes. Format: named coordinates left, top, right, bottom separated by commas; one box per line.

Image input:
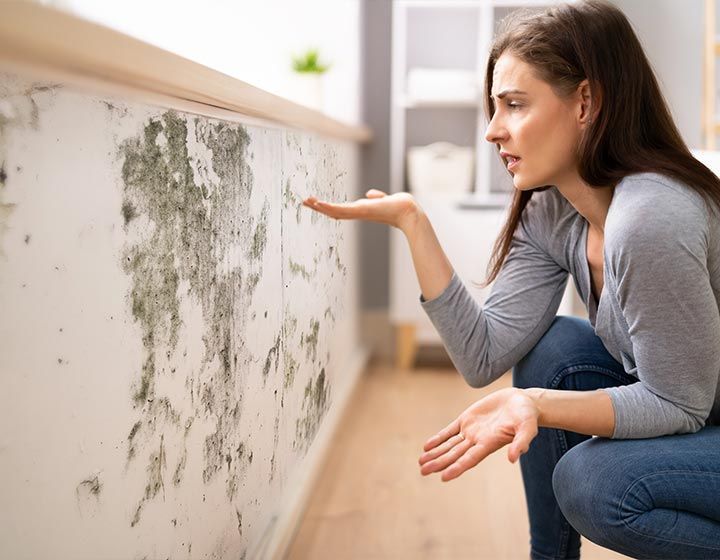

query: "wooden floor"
left=286, top=355, right=631, bottom=560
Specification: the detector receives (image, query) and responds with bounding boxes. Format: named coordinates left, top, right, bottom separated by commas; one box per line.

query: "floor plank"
left=286, top=358, right=630, bottom=559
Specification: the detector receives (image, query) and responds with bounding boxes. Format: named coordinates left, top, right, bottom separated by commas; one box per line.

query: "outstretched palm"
left=303, top=189, right=418, bottom=231
left=418, top=388, right=540, bottom=482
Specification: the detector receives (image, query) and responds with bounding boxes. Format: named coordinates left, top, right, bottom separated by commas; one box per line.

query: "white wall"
left=39, top=0, right=362, bottom=125
left=612, top=0, right=704, bottom=149
left=0, top=69, right=365, bottom=559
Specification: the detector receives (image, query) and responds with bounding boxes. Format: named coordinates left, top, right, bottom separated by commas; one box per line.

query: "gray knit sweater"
left=419, top=172, right=720, bottom=439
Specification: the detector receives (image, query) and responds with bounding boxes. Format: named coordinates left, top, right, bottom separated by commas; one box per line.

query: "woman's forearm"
left=525, top=387, right=616, bottom=437
left=401, top=207, right=455, bottom=302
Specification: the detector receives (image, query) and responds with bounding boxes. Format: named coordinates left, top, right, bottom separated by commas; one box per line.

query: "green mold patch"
left=294, top=368, right=330, bottom=454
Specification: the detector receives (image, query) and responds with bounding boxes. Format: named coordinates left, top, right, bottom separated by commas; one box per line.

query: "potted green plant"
left=289, top=48, right=331, bottom=111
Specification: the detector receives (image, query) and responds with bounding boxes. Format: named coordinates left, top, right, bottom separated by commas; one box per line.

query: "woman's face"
left=485, top=52, right=586, bottom=190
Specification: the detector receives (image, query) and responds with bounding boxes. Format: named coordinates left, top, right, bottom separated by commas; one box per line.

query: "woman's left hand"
left=418, top=387, right=540, bottom=482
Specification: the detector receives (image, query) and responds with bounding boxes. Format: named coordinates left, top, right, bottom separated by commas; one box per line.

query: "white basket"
left=407, top=142, right=474, bottom=194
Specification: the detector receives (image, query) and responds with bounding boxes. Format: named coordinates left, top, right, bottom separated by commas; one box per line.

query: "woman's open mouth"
left=506, top=155, right=521, bottom=171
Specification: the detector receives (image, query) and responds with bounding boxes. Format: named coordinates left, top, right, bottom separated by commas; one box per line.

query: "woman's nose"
left=484, top=114, right=507, bottom=144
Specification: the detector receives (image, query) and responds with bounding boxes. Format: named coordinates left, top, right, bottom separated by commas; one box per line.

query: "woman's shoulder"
left=612, top=171, right=708, bottom=216
left=606, top=171, right=711, bottom=251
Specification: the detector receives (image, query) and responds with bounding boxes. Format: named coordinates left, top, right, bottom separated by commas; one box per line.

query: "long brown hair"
left=477, top=0, right=720, bottom=289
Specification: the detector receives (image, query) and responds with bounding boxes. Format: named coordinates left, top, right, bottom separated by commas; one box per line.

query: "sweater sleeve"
left=601, top=182, right=720, bottom=439
left=419, top=189, right=569, bottom=388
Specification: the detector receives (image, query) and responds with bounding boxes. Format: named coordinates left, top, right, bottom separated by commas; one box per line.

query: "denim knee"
left=513, top=315, right=599, bottom=390
left=551, top=440, right=625, bottom=551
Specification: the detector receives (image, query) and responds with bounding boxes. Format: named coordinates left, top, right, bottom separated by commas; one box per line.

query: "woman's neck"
left=554, top=172, right=615, bottom=235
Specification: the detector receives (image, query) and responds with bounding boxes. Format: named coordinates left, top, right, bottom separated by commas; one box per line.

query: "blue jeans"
left=512, top=315, right=720, bottom=560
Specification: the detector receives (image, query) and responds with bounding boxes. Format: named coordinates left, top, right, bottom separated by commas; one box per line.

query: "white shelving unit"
left=389, top=0, right=582, bottom=368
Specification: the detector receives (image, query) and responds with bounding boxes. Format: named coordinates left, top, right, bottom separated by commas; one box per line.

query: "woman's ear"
left=577, top=79, right=600, bottom=125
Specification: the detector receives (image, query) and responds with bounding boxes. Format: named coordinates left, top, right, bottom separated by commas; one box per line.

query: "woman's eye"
left=508, top=102, right=522, bottom=110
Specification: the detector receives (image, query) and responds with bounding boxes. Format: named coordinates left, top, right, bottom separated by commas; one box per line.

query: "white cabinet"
left=389, top=0, right=584, bottom=368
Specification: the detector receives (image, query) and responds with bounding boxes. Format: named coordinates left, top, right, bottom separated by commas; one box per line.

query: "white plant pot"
left=289, top=73, right=324, bottom=112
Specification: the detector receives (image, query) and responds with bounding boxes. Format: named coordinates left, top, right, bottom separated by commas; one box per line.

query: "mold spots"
left=131, top=435, right=166, bottom=528
left=269, top=414, right=280, bottom=483
left=248, top=201, right=269, bottom=261
left=288, top=259, right=311, bottom=281
left=127, top=420, right=142, bottom=461
left=121, top=199, right=138, bottom=226
left=246, top=272, right=260, bottom=297
left=323, top=306, right=335, bottom=323
left=294, top=368, right=330, bottom=453
left=283, top=352, right=298, bottom=389
left=77, top=474, right=102, bottom=497
left=236, top=509, right=243, bottom=536
left=172, top=449, right=187, bottom=487
left=262, top=333, right=281, bottom=381
left=303, top=318, right=320, bottom=363
left=76, top=474, right=102, bottom=518
left=0, top=163, right=6, bottom=186
left=24, top=234, right=30, bottom=244
left=119, top=109, right=257, bottom=520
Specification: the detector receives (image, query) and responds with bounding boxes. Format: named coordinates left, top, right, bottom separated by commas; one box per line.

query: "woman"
left=303, top=1, right=720, bottom=558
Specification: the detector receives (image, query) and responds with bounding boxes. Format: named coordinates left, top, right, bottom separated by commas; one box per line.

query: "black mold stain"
left=246, top=271, right=260, bottom=297
left=236, top=509, right=243, bottom=536
left=0, top=163, right=6, bottom=186
left=269, top=413, right=280, bottom=483
left=119, top=110, right=264, bottom=515
left=121, top=199, right=138, bottom=226
left=24, top=234, right=30, bottom=244
left=303, top=319, right=320, bottom=363
left=76, top=474, right=102, bottom=498
left=127, top=420, right=142, bottom=461
left=172, top=449, right=187, bottom=487
left=288, top=259, right=312, bottom=281
left=262, top=333, right=281, bottom=382
left=283, top=177, right=303, bottom=223
left=294, top=368, right=330, bottom=453
left=131, top=434, right=166, bottom=527
left=248, top=201, right=269, bottom=261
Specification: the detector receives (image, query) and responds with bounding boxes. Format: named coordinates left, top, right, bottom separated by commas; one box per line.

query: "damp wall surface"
left=0, top=72, right=364, bottom=559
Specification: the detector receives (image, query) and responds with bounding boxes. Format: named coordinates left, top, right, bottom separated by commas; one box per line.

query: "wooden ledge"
left=0, top=2, right=372, bottom=143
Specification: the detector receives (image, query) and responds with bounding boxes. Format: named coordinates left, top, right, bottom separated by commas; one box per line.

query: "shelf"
left=400, top=95, right=481, bottom=108
left=0, top=3, right=372, bottom=143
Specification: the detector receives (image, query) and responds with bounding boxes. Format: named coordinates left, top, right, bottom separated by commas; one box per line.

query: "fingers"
left=419, top=438, right=474, bottom=476
left=507, top=418, right=538, bottom=464
left=418, top=433, right=465, bottom=466
left=422, top=418, right=461, bottom=452
left=440, top=443, right=491, bottom=482
left=301, top=197, right=363, bottom=220
left=365, top=188, right=387, bottom=198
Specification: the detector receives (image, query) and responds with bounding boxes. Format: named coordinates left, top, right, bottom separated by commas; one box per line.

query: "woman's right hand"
left=302, top=189, right=421, bottom=233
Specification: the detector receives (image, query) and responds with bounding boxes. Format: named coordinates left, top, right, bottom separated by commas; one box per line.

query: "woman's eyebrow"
left=492, top=89, right=528, bottom=99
